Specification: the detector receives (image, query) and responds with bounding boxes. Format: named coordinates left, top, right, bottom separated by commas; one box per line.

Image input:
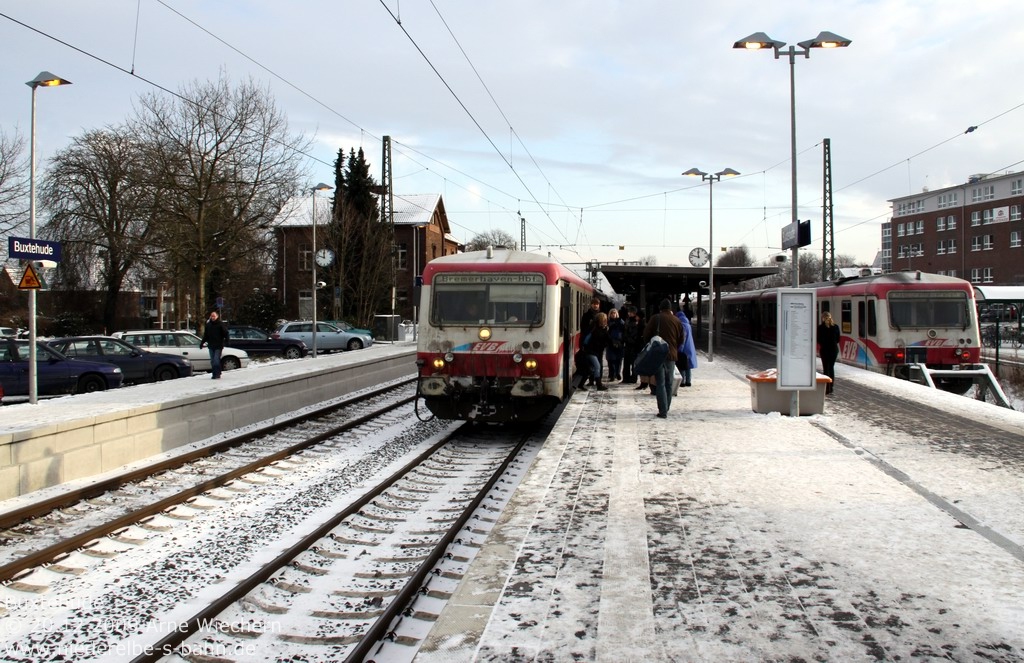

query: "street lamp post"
left=310, top=182, right=332, bottom=358
left=26, top=71, right=72, bottom=405
left=683, top=167, right=739, bottom=363
left=734, top=31, right=851, bottom=288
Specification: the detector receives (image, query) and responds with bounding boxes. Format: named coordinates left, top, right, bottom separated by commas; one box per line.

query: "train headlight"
left=479, top=327, right=491, bottom=341
left=444, top=352, right=455, bottom=363
left=432, top=357, right=446, bottom=370
left=512, top=352, right=523, bottom=363
left=524, top=358, right=538, bottom=371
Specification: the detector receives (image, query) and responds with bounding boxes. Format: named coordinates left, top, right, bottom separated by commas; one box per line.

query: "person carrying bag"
left=639, top=299, right=683, bottom=418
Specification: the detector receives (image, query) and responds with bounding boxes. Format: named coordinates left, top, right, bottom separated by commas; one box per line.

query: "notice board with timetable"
left=776, top=288, right=816, bottom=390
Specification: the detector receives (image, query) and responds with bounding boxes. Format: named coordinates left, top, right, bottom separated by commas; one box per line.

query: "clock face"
left=689, top=247, right=709, bottom=267
left=315, top=248, right=335, bottom=267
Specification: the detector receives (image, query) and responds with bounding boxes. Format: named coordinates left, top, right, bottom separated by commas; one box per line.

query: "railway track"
left=0, top=379, right=418, bottom=584
left=0, top=378, right=551, bottom=663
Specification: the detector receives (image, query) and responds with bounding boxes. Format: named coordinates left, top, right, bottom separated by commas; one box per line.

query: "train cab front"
left=416, top=330, right=554, bottom=423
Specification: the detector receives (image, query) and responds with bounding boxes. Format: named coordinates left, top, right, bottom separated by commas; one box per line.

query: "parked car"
left=111, top=330, right=249, bottom=372
left=325, top=320, right=373, bottom=337
left=0, top=327, right=16, bottom=338
left=0, top=338, right=124, bottom=398
left=273, top=321, right=374, bottom=352
left=47, top=336, right=193, bottom=384
left=227, top=325, right=308, bottom=359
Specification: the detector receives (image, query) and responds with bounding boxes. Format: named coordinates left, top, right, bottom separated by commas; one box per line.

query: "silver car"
left=273, top=321, right=374, bottom=352
left=112, top=330, right=250, bottom=372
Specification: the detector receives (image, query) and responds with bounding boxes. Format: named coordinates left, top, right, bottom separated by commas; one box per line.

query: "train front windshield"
left=888, top=290, right=971, bottom=329
left=431, top=273, right=545, bottom=325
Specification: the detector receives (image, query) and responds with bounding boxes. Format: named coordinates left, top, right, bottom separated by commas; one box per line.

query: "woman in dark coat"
left=817, top=311, right=840, bottom=395
left=580, top=312, right=611, bottom=391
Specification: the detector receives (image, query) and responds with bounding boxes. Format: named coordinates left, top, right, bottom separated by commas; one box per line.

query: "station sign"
left=781, top=220, right=811, bottom=250
left=8, top=236, right=62, bottom=262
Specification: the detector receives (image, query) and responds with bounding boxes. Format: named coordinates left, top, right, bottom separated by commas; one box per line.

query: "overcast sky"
left=3, top=1, right=1024, bottom=278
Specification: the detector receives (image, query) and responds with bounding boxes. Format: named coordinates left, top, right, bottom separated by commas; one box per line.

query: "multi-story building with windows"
left=884, top=172, right=1024, bottom=285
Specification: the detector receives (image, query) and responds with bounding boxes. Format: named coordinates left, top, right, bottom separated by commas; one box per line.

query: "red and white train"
left=718, top=270, right=982, bottom=393
left=415, top=249, right=594, bottom=422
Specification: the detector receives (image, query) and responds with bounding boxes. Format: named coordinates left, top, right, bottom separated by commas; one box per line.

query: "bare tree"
left=39, top=127, right=154, bottom=330
left=0, top=129, right=28, bottom=237
left=465, top=229, right=518, bottom=252
left=132, top=74, right=309, bottom=329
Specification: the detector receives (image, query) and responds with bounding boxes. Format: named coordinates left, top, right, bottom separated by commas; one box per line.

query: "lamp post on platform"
left=310, top=182, right=332, bottom=358
left=734, top=31, right=851, bottom=288
left=26, top=71, right=72, bottom=404
left=683, top=167, right=739, bottom=363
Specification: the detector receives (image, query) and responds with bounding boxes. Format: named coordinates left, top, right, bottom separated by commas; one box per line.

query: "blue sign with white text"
left=8, top=236, right=62, bottom=262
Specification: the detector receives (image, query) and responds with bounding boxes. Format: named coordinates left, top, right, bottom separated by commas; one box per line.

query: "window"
left=972, top=187, right=982, bottom=203
left=947, top=215, right=957, bottom=230
left=915, top=220, right=924, bottom=235
left=431, top=272, right=545, bottom=326
left=983, top=267, right=994, bottom=284
left=970, top=268, right=981, bottom=284
left=971, top=211, right=981, bottom=226
left=889, top=290, right=971, bottom=328
left=936, top=240, right=946, bottom=255
left=971, top=236, right=982, bottom=252
left=983, top=209, right=994, bottom=224
left=299, top=243, right=312, bottom=271
left=1012, top=205, right=1021, bottom=222
left=1013, top=178, right=1024, bottom=196
left=897, top=223, right=905, bottom=237
left=395, top=242, right=408, bottom=270
left=947, top=238, right=956, bottom=254
left=984, top=184, right=995, bottom=200
left=936, top=217, right=946, bottom=232
left=938, top=191, right=959, bottom=208
left=1011, top=230, right=1022, bottom=248
left=983, top=234, right=994, bottom=250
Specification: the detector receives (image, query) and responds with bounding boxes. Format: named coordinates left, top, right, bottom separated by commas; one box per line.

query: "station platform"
left=418, top=353, right=1024, bottom=661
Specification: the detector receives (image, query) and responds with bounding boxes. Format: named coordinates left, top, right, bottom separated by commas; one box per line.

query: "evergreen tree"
left=324, top=148, right=393, bottom=327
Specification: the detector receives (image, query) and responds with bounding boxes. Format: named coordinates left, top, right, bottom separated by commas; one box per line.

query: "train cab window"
left=889, top=290, right=970, bottom=329
left=432, top=273, right=545, bottom=326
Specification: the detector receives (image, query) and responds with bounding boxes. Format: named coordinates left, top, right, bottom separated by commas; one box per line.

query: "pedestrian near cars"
left=643, top=299, right=683, bottom=418
left=675, top=307, right=697, bottom=387
left=605, top=308, right=625, bottom=382
left=818, top=310, right=840, bottom=395
left=200, top=310, right=230, bottom=379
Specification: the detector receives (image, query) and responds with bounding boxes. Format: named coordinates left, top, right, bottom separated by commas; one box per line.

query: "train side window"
left=866, top=299, right=877, bottom=336
left=857, top=301, right=866, bottom=337
left=840, top=301, right=853, bottom=335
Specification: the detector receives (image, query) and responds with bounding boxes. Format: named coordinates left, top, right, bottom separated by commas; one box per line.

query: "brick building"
left=884, top=171, right=1024, bottom=285
left=273, top=192, right=461, bottom=322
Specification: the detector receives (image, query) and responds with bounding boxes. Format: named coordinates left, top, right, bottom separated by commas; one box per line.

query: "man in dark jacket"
left=622, top=306, right=642, bottom=384
left=642, top=299, right=683, bottom=418
left=199, top=310, right=230, bottom=379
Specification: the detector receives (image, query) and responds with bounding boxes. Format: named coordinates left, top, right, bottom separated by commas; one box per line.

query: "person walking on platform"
left=605, top=308, right=625, bottom=382
left=200, top=310, right=230, bottom=380
left=675, top=306, right=697, bottom=387
left=580, top=312, right=610, bottom=391
left=643, top=299, right=683, bottom=417
left=623, top=306, right=642, bottom=384
left=818, top=310, right=840, bottom=395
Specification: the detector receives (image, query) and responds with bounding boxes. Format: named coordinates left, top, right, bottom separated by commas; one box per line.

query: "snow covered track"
left=0, top=380, right=416, bottom=585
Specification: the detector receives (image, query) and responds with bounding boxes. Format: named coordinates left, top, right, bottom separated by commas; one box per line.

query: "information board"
left=776, top=288, right=816, bottom=390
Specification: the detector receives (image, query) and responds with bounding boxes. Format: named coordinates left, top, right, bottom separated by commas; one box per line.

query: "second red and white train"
left=718, top=271, right=982, bottom=393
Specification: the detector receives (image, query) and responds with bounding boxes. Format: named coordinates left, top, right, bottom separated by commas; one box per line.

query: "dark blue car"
left=0, top=338, right=124, bottom=399
left=47, top=336, right=193, bottom=384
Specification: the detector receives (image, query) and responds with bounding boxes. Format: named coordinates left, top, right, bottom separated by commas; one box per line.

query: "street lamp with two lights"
left=682, top=167, right=739, bottom=363
left=733, top=31, right=851, bottom=288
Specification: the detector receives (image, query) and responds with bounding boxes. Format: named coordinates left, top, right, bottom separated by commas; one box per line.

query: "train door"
left=560, top=284, right=573, bottom=394
left=841, top=296, right=877, bottom=369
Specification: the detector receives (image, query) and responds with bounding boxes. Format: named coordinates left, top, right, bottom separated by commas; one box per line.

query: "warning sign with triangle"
left=18, top=263, right=42, bottom=290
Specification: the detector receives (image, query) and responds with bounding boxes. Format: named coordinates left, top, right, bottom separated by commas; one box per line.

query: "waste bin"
left=373, top=314, right=401, bottom=341
left=746, top=368, right=830, bottom=416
